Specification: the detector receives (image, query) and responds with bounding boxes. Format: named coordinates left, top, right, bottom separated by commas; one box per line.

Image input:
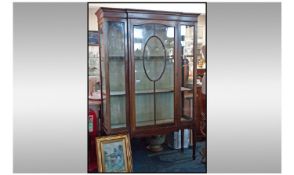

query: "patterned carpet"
left=131, top=138, right=206, bottom=173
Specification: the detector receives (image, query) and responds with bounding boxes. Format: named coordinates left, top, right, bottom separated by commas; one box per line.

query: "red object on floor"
left=88, top=109, right=98, bottom=172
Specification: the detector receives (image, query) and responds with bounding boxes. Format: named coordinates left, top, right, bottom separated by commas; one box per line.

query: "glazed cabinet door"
left=129, top=20, right=178, bottom=131
left=179, top=24, right=197, bottom=123
left=100, top=19, right=128, bottom=133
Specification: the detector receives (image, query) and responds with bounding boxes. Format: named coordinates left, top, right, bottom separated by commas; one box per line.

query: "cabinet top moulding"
left=95, top=7, right=200, bottom=22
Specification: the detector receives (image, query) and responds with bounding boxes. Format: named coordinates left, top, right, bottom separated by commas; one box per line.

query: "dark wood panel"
left=96, top=7, right=127, bottom=19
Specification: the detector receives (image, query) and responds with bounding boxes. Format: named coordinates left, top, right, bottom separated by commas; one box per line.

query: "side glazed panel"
left=107, top=21, right=127, bottom=129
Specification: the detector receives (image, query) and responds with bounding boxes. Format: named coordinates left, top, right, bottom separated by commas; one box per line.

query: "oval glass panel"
left=143, top=36, right=166, bottom=81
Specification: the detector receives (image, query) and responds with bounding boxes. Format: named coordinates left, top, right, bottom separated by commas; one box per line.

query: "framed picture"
left=96, top=134, right=132, bottom=172
left=88, top=31, right=99, bottom=45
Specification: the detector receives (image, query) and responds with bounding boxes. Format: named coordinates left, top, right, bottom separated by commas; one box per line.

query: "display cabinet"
left=96, top=7, right=200, bottom=159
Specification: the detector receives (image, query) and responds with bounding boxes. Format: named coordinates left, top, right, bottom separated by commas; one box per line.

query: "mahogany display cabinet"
left=96, top=7, right=201, bottom=159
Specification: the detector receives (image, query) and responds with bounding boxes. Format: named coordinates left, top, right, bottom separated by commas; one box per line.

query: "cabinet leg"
left=192, top=128, right=196, bottom=160
left=181, top=129, right=184, bottom=152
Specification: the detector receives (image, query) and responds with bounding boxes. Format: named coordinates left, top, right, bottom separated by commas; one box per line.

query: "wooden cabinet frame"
left=96, top=7, right=200, bottom=159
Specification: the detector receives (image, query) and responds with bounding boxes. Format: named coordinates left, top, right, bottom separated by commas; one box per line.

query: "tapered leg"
left=181, top=129, right=184, bottom=152
left=192, top=128, right=196, bottom=160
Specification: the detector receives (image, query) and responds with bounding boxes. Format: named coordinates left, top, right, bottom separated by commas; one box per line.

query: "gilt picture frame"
left=96, top=134, right=132, bottom=172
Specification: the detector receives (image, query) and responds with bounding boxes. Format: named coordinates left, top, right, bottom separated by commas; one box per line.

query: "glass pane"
left=100, top=30, right=107, bottom=124
left=154, top=25, right=174, bottom=124
left=134, top=24, right=174, bottom=127
left=155, top=90, right=174, bottom=124
left=101, top=59, right=107, bottom=124
left=109, top=96, right=126, bottom=128
left=135, top=94, right=154, bottom=127
left=143, top=37, right=165, bottom=81
left=181, top=25, right=194, bottom=121
left=108, top=22, right=126, bottom=128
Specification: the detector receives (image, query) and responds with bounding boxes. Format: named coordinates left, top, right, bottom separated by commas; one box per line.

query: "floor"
left=131, top=138, right=206, bottom=173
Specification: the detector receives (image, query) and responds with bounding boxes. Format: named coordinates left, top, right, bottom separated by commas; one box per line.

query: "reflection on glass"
left=108, top=22, right=126, bottom=128
left=181, top=25, right=194, bottom=121
left=134, top=24, right=174, bottom=127
left=134, top=43, right=141, bottom=51
left=167, top=27, right=174, bottom=38
left=134, top=28, right=143, bottom=39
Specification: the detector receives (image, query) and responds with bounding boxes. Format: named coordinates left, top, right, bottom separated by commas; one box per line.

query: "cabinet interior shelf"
left=136, top=118, right=174, bottom=127
left=134, top=57, right=174, bottom=60
left=107, top=56, right=175, bottom=60
left=110, top=89, right=174, bottom=96
left=110, top=87, right=192, bottom=96
left=112, top=118, right=174, bottom=129
left=111, top=117, right=193, bottom=129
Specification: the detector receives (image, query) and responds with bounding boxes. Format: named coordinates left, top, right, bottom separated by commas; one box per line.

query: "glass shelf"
left=136, top=118, right=174, bottom=127
left=110, top=89, right=174, bottom=96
